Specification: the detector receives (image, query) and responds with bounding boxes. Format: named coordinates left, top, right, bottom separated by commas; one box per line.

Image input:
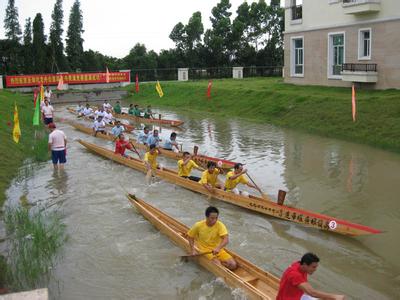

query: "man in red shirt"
left=114, top=133, right=133, bottom=157
left=277, top=253, right=344, bottom=300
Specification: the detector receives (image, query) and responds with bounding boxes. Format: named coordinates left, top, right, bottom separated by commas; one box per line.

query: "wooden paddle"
left=180, top=251, right=212, bottom=262
left=246, top=173, right=268, bottom=200
left=129, top=142, right=141, bottom=159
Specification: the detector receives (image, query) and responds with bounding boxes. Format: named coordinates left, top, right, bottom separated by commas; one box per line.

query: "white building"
left=283, top=0, right=400, bottom=89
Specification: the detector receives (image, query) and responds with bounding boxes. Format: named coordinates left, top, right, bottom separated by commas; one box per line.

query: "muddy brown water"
left=5, top=104, right=400, bottom=299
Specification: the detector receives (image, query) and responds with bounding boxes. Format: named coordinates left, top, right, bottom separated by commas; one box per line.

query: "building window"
left=358, top=28, right=371, bottom=60
left=328, top=32, right=345, bottom=78
left=291, top=0, right=302, bottom=20
left=291, top=37, right=304, bottom=76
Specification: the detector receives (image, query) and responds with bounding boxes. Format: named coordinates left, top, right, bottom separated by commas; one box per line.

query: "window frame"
left=327, top=31, right=346, bottom=80
left=358, top=28, right=372, bottom=60
left=290, top=36, right=305, bottom=77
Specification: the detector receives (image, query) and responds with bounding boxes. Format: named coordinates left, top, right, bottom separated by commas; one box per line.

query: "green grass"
left=0, top=90, right=49, bottom=207
left=124, top=78, right=400, bottom=152
left=3, top=206, right=66, bottom=291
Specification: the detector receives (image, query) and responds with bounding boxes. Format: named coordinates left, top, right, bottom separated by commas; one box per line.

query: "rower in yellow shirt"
left=224, top=163, right=256, bottom=195
left=144, top=144, right=161, bottom=171
left=178, top=152, right=205, bottom=182
left=199, top=161, right=223, bottom=193
left=187, top=206, right=237, bottom=270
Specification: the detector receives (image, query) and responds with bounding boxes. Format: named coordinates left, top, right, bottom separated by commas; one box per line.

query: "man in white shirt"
left=94, top=107, right=106, bottom=119
left=111, top=121, right=125, bottom=137
left=103, top=100, right=112, bottom=110
left=137, top=127, right=150, bottom=144
left=41, top=99, right=54, bottom=125
left=82, top=104, right=93, bottom=117
left=76, top=103, right=84, bottom=114
left=44, top=86, right=52, bottom=103
left=48, top=123, right=67, bottom=169
left=93, top=116, right=106, bottom=137
left=103, top=109, right=114, bottom=124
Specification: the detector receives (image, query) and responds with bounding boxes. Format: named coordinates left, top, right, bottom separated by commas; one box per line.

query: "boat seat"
left=233, top=269, right=258, bottom=283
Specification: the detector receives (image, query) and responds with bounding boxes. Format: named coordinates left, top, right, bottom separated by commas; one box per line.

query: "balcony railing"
left=342, top=0, right=381, bottom=14
left=342, top=63, right=377, bottom=72
left=291, top=5, right=302, bottom=20
left=343, top=0, right=380, bottom=4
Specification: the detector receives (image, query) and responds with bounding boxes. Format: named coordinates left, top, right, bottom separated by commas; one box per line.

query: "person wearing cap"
left=113, top=101, right=122, bottom=114
left=137, top=127, right=150, bottom=145
left=111, top=120, right=125, bottom=137
left=224, top=163, right=256, bottom=195
left=163, top=132, right=179, bottom=152
left=177, top=152, right=204, bottom=182
left=199, top=161, right=223, bottom=194
left=41, top=99, right=54, bottom=125
left=92, top=116, right=106, bottom=137
left=48, top=123, right=67, bottom=169
left=277, top=253, right=345, bottom=300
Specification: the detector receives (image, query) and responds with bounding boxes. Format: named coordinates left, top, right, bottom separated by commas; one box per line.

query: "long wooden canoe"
left=113, top=112, right=184, bottom=127
left=78, top=139, right=381, bottom=236
left=66, top=107, right=135, bottom=132
left=70, top=122, right=237, bottom=169
left=127, top=194, right=279, bottom=300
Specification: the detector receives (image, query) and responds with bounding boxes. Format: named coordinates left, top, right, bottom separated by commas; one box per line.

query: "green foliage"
left=125, top=78, right=400, bottom=152
left=4, top=0, right=21, bottom=42
left=50, top=0, right=68, bottom=72
left=22, top=18, right=34, bottom=74
left=3, top=206, right=66, bottom=291
left=32, top=13, right=47, bottom=73
left=66, top=0, right=84, bottom=71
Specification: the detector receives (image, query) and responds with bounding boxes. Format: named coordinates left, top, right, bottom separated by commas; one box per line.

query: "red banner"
left=5, top=71, right=130, bottom=87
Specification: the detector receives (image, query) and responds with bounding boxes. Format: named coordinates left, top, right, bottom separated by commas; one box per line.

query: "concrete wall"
left=52, top=90, right=128, bottom=104
left=285, top=0, right=400, bottom=34
left=284, top=7, right=400, bottom=89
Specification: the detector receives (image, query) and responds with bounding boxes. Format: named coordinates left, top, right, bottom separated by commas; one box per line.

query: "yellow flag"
left=40, top=84, right=44, bottom=101
left=13, top=102, right=21, bottom=143
left=155, top=81, right=164, bottom=98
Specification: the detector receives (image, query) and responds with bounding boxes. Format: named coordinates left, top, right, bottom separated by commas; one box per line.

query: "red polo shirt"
left=276, top=261, right=308, bottom=300
left=115, top=140, right=132, bottom=156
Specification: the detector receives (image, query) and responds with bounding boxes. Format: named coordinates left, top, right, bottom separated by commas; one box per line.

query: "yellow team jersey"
left=144, top=151, right=158, bottom=169
left=187, top=220, right=228, bottom=251
left=224, top=171, right=249, bottom=190
left=199, top=169, right=220, bottom=187
left=178, top=159, right=199, bottom=177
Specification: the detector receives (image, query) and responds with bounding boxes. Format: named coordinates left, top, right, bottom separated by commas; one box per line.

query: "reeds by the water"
left=3, top=206, right=66, bottom=291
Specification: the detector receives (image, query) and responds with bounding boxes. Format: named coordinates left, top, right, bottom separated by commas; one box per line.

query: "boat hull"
left=114, top=112, right=184, bottom=127
left=78, top=140, right=381, bottom=236
left=127, top=194, right=279, bottom=300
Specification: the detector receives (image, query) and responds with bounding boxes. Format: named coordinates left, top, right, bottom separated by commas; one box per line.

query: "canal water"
left=5, top=104, right=400, bottom=299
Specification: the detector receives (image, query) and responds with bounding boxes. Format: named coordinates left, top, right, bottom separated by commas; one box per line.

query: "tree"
left=4, top=0, right=22, bottom=42
left=50, top=0, right=68, bottom=72
left=66, top=0, right=84, bottom=71
left=32, top=13, right=47, bottom=73
left=23, top=18, right=34, bottom=73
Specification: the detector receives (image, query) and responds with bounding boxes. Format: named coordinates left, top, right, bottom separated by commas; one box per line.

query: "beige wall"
left=285, top=0, right=400, bottom=34
left=284, top=19, right=400, bottom=89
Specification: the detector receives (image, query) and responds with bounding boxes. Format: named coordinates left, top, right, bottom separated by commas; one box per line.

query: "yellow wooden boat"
left=127, top=194, right=279, bottom=300
left=78, top=139, right=382, bottom=236
left=70, top=121, right=236, bottom=169
left=114, top=112, right=184, bottom=127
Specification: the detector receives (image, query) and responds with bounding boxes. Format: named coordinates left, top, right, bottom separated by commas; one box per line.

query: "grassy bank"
left=124, top=78, right=400, bottom=152
left=0, top=91, right=48, bottom=207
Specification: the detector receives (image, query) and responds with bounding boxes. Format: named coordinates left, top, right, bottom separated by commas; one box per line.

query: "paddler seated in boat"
left=277, top=253, right=344, bottom=300
left=76, top=102, right=84, bottom=114
left=113, top=101, right=122, bottom=114
left=82, top=103, right=93, bottom=118
left=133, top=104, right=142, bottom=117
left=144, top=105, right=154, bottom=119
left=114, top=133, right=133, bottom=158
left=224, top=163, right=256, bottom=197
left=178, top=152, right=205, bottom=182
left=111, top=120, right=125, bottom=137
left=128, top=104, right=135, bottom=115
left=187, top=206, right=237, bottom=270
left=146, top=129, right=161, bottom=146
left=137, top=126, right=150, bottom=144
left=163, top=132, right=179, bottom=152
left=199, top=161, right=223, bottom=194
left=144, top=144, right=162, bottom=171
left=92, top=116, right=106, bottom=137
left=94, top=106, right=106, bottom=119
left=103, top=109, right=114, bottom=124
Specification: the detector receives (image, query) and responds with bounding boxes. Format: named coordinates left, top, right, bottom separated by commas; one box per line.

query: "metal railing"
left=291, top=5, right=302, bottom=20
left=343, top=0, right=380, bottom=5
left=342, top=63, right=377, bottom=72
